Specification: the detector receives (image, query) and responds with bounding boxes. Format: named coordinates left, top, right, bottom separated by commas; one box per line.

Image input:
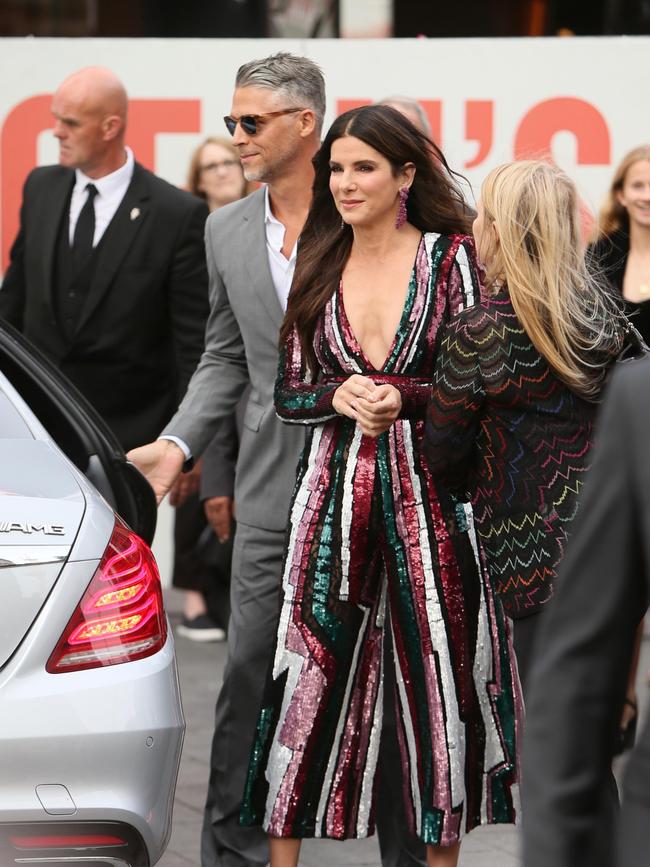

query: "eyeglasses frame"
left=199, top=159, right=239, bottom=173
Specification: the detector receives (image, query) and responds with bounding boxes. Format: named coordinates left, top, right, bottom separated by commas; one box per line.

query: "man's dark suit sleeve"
left=166, top=197, right=210, bottom=400
left=522, top=362, right=648, bottom=867
left=0, top=175, right=30, bottom=328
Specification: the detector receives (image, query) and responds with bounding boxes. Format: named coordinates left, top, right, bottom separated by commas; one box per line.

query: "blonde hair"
left=481, top=160, right=624, bottom=399
left=186, top=136, right=254, bottom=201
left=593, top=144, right=650, bottom=240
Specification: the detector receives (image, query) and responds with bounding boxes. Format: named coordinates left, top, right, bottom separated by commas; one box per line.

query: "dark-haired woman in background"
left=240, top=105, right=520, bottom=867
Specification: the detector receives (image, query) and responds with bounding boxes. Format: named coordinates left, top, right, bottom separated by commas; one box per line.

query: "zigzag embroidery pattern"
left=426, top=293, right=596, bottom=617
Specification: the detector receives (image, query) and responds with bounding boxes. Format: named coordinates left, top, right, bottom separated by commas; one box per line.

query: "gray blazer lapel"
left=75, top=164, right=149, bottom=333
left=242, top=191, right=285, bottom=332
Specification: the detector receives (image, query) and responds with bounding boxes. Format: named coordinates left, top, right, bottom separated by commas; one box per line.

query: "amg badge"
left=0, top=522, right=65, bottom=536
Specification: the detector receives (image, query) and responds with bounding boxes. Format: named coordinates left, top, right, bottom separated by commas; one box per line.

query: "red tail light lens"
left=11, top=834, right=125, bottom=848
left=46, top=520, right=167, bottom=673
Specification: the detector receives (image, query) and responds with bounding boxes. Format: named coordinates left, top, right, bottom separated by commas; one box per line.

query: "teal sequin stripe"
left=240, top=706, right=274, bottom=826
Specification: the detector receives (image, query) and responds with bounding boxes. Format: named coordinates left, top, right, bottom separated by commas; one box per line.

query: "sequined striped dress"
left=241, top=233, right=521, bottom=845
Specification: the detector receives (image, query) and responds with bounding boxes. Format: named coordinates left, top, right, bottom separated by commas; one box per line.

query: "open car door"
left=0, top=319, right=157, bottom=544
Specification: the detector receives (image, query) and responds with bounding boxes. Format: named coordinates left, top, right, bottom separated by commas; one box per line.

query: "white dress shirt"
left=161, top=187, right=298, bottom=461
left=68, top=147, right=135, bottom=245
left=264, top=185, right=297, bottom=312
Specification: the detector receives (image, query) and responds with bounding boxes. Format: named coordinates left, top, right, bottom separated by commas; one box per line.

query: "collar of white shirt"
left=74, top=146, right=135, bottom=199
left=263, top=186, right=298, bottom=262
left=69, top=147, right=136, bottom=245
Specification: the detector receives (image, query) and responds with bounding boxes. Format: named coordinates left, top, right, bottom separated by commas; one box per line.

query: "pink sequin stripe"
left=389, top=425, right=461, bottom=835
left=394, top=238, right=431, bottom=368
left=322, top=290, right=360, bottom=371
left=268, top=656, right=327, bottom=835
left=390, top=424, right=434, bottom=655
left=440, top=235, right=471, bottom=316
left=418, top=237, right=462, bottom=373
left=346, top=436, right=377, bottom=601
left=325, top=607, right=384, bottom=837
left=424, top=654, right=462, bottom=845
left=419, top=448, right=477, bottom=719
left=269, top=430, right=341, bottom=833
left=285, top=430, right=337, bottom=600
left=481, top=541, right=523, bottom=799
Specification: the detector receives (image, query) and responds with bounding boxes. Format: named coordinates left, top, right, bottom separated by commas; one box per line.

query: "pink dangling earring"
left=396, top=186, right=409, bottom=229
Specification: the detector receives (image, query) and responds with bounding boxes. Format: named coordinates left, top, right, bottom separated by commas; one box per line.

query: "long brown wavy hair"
left=280, top=104, right=474, bottom=370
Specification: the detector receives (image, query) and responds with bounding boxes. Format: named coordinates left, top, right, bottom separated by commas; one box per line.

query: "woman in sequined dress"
left=425, top=161, right=625, bottom=691
left=240, top=105, right=521, bottom=867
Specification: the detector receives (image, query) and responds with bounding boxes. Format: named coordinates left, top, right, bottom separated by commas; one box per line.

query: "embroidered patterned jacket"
left=425, top=291, right=598, bottom=618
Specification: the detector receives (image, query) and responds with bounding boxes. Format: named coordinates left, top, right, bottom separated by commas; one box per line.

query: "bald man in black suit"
left=0, top=66, right=208, bottom=453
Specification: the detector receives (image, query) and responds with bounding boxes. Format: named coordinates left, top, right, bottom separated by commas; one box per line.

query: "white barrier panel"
left=1, top=35, right=647, bottom=581
left=1, top=35, right=649, bottom=274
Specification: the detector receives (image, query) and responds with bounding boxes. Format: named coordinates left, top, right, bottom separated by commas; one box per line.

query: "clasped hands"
left=332, top=374, right=402, bottom=437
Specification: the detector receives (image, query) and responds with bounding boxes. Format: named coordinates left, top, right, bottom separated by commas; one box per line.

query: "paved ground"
left=158, top=588, right=648, bottom=867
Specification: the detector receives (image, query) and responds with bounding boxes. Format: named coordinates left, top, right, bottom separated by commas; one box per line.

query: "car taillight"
left=11, top=834, right=125, bottom=847
left=46, top=520, right=167, bottom=673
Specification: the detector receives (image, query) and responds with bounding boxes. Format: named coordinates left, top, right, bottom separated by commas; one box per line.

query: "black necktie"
left=72, top=183, right=98, bottom=269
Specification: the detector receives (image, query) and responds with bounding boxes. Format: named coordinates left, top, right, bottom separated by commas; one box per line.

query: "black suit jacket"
left=0, top=162, right=209, bottom=451
left=522, top=356, right=650, bottom=867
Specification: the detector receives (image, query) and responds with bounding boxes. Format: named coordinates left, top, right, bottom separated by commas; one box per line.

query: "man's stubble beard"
left=242, top=140, right=301, bottom=185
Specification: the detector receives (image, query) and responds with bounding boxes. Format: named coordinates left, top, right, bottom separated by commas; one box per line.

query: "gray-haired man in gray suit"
left=129, top=53, right=425, bottom=867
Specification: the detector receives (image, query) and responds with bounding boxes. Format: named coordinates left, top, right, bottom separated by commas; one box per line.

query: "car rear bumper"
left=0, top=819, right=150, bottom=866
left=0, top=628, right=185, bottom=864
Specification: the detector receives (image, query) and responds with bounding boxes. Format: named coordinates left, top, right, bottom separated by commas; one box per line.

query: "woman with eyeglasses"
left=187, top=136, right=255, bottom=213
left=171, top=137, right=254, bottom=643
left=239, top=104, right=520, bottom=867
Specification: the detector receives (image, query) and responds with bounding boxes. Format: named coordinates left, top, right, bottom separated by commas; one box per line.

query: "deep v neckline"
left=338, top=236, right=423, bottom=373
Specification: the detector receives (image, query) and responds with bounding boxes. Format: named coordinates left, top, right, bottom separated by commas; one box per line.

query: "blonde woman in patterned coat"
left=426, top=160, right=626, bottom=689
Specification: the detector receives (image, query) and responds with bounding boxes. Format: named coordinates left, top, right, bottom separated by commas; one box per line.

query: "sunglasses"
left=223, top=107, right=305, bottom=136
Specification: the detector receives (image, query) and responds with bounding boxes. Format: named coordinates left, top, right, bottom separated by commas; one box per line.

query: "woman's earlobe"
left=403, top=162, right=416, bottom=186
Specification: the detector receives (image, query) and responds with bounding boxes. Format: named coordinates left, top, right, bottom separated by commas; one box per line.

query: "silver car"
left=0, top=322, right=185, bottom=867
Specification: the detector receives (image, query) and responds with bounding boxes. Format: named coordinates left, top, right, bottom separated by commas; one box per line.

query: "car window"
left=0, top=390, right=34, bottom=438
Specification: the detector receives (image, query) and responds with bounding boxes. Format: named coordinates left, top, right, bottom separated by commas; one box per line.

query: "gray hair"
left=377, top=96, right=431, bottom=136
left=235, top=52, right=326, bottom=134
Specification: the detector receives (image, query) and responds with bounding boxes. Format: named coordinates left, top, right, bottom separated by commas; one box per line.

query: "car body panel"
left=0, top=323, right=184, bottom=865
left=0, top=559, right=183, bottom=861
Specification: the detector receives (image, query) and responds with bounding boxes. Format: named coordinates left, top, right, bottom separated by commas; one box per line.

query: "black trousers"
left=172, top=493, right=232, bottom=629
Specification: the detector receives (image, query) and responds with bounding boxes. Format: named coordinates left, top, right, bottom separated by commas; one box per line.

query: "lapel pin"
left=130, top=207, right=141, bottom=221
